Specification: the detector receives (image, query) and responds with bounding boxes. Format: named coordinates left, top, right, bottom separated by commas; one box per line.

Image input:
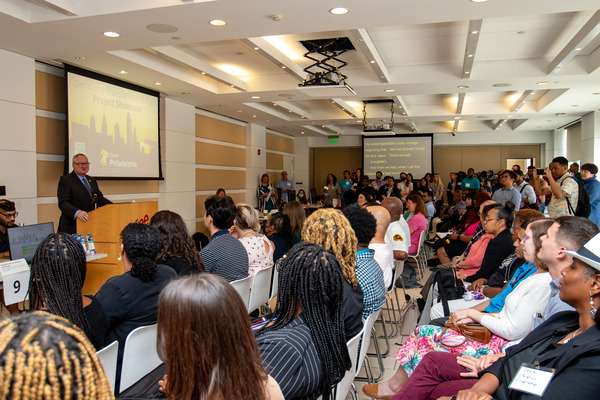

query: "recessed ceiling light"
left=251, top=96, right=260, bottom=99
left=575, top=47, right=582, bottom=51
left=230, top=84, right=235, bottom=88
left=537, top=81, right=549, bottom=85
left=454, top=117, right=461, bottom=120
left=252, top=115, right=256, bottom=118
left=458, top=85, right=469, bottom=89
left=119, top=70, right=127, bottom=74
left=301, top=131, right=305, bottom=134
left=155, top=82, right=161, bottom=85
left=209, top=19, right=227, bottom=26
left=281, top=65, right=286, bottom=69
left=103, top=31, right=120, bottom=38
left=75, top=56, right=86, bottom=60
left=236, top=110, right=242, bottom=113
left=384, top=89, right=395, bottom=92
left=330, top=7, right=349, bottom=14
left=467, top=54, right=473, bottom=58
left=464, top=71, right=470, bottom=74
left=370, top=60, right=375, bottom=64
left=471, top=0, right=489, bottom=3
left=253, top=47, right=259, bottom=50
left=201, top=71, right=206, bottom=75
left=471, top=30, right=479, bottom=35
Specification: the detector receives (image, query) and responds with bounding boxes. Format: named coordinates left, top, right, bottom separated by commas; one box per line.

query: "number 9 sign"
left=0, top=259, right=30, bottom=305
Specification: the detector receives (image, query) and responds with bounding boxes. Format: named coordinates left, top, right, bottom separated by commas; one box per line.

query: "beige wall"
left=310, top=147, right=362, bottom=189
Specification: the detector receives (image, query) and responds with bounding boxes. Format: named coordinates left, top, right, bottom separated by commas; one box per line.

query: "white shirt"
left=368, top=243, right=394, bottom=288
left=385, top=218, right=411, bottom=254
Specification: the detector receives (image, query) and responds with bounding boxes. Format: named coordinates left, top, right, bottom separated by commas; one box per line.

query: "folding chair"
left=248, top=265, right=273, bottom=313
left=230, top=274, right=252, bottom=310
left=332, top=324, right=365, bottom=400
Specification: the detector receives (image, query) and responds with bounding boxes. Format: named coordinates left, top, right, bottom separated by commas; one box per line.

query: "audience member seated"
left=400, top=194, right=429, bottom=288
left=96, top=223, right=176, bottom=365
left=342, top=206, right=386, bottom=319
left=156, top=274, right=283, bottom=400
left=492, top=170, right=522, bottom=210
left=0, top=312, right=112, bottom=400
left=381, top=197, right=410, bottom=266
left=254, top=243, right=352, bottom=400
left=391, top=230, right=600, bottom=400
left=436, top=190, right=465, bottom=232
left=297, top=188, right=310, bottom=208
left=422, top=188, right=435, bottom=218
left=230, top=203, right=274, bottom=278
left=462, top=202, right=517, bottom=285
left=150, top=210, right=204, bottom=276
left=199, top=195, right=249, bottom=282
left=283, top=200, right=306, bottom=244
left=362, top=218, right=553, bottom=399
left=28, top=233, right=108, bottom=349
left=302, top=208, right=364, bottom=340
left=378, top=176, right=401, bottom=201
left=366, top=205, right=394, bottom=287
left=264, top=212, right=293, bottom=262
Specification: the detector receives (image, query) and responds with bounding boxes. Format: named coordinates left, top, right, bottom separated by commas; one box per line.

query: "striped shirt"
left=256, top=315, right=322, bottom=400
left=355, top=249, right=386, bottom=319
left=200, top=230, right=249, bottom=282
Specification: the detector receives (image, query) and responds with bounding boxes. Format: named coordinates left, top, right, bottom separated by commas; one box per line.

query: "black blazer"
left=484, top=311, right=600, bottom=399
left=378, top=184, right=401, bottom=201
left=57, top=171, right=111, bottom=233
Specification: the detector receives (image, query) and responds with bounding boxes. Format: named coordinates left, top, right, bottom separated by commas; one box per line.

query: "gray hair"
left=72, top=153, right=87, bottom=163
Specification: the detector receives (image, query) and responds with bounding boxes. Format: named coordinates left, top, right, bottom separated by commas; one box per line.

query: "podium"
left=77, top=202, right=158, bottom=294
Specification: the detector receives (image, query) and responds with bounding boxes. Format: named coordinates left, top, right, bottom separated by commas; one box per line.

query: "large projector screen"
left=363, top=135, right=433, bottom=178
left=66, top=65, right=162, bottom=179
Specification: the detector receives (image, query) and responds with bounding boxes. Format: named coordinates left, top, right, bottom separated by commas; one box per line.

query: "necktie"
left=82, top=177, right=92, bottom=198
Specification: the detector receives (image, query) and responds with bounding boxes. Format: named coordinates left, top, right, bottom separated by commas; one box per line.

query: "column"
left=581, top=111, right=600, bottom=165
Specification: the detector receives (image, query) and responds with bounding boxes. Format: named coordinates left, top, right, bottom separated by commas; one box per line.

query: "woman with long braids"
left=96, top=223, right=176, bottom=364
left=255, top=243, right=352, bottom=400
left=302, top=208, right=364, bottom=341
left=0, top=311, right=113, bottom=400
left=28, top=233, right=108, bottom=349
left=150, top=210, right=204, bottom=276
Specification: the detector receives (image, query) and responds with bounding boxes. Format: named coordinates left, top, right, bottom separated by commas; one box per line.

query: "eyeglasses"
left=485, top=217, right=500, bottom=222
left=74, top=162, right=90, bottom=166
left=0, top=211, right=18, bottom=218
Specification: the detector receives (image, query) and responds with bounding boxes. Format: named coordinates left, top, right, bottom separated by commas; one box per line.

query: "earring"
left=590, top=296, right=597, bottom=320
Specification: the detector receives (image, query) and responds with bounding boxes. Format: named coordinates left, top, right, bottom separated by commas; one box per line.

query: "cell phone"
left=536, top=169, right=545, bottom=175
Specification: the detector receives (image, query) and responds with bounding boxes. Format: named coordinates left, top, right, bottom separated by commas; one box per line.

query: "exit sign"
left=330, top=138, right=338, bottom=144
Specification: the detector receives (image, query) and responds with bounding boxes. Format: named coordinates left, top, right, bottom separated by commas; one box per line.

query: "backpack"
left=518, top=183, right=539, bottom=210
left=432, top=268, right=465, bottom=316
left=562, top=175, right=591, bottom=217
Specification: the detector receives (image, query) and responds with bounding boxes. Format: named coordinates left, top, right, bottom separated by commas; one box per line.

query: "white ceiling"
left=1, top=0, right=599, bottom=138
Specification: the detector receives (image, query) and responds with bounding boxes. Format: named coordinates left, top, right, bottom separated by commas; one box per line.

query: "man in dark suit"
left=57, top=153, right=112, bottom=233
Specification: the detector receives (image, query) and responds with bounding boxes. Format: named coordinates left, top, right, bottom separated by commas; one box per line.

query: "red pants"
left=392, top=352, right=477, bottom=400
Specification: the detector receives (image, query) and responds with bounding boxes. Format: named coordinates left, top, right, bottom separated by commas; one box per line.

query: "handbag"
left=436, top=314, right=492, bottom=346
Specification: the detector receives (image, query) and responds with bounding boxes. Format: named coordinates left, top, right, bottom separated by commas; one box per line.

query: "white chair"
left=269, top=264, right=279, bottom=300
left=333, top=323, right=365, bottom=400
left=355, top=310, right=383, bottom=384
left=230, top=275, right=252, bottom=310
left=96, top=340, right=119, bottom=393
left=248, top=265, right=273, bottom=313
left=119, top=324, right=161, bottom=393
left=407, top=230, right=427, bottom=282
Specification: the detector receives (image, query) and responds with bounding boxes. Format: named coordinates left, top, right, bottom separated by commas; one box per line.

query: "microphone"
left=92, top=193, right=98, bottom=209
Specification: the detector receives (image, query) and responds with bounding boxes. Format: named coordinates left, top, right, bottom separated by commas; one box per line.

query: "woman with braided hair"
left=302, top=208, right=364, bottom=340
left=28, top=233, right=108, bottom=349
left=255, top=243, right=352, bottom=400
left=96, top=223, right=176, bottom=368
left=0, top=311, right=113, bottom=400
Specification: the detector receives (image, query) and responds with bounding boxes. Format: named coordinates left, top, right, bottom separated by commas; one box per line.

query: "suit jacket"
left=378, top=184, right=401, bottom=201
left=57, top=171, right=111, bottom=233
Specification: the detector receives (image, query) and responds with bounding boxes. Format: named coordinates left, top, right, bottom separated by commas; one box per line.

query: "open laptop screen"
left=7, top=222, right=55, bottom=263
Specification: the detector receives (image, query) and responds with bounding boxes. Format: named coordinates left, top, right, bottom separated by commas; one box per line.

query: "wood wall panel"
left=35, top=71, right=66, bottom=113
left=196, top=192, right=246, bottom=219
left=500, top=145, right=541, bottom=167
left=100, top=180, right=159, bottom=195
left=195, top=142, right=245, bottom=167
left=196, top=221, right=208, bottom=236
left=266, top=132, right=294, bottom=153
left=266, top=152, right=283, bottom=170
left=37, top=161, right=64, bottom=197
left=195, top=169, right=246, bottom=190
left=195, top=114, right=246, bottom=145
left=311, top=147, right=362, bottom=189
left=37, top=204, right=61, bottom=230
left=36, top=116, right=66, bottom=154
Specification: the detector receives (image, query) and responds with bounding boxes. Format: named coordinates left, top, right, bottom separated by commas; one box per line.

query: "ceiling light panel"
left=462, top=19, right=482, bottom=79
left=348, top=28, right=390, bottom=83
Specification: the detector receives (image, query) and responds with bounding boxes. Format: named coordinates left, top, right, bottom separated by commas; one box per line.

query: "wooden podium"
left=77, top=202, right=158, bottom=294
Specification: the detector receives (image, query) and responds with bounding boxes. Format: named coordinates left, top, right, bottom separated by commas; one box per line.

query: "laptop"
left=7, top=222, right=55, bottom=263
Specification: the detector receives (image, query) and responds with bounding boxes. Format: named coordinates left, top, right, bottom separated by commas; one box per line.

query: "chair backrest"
left=269, top=264, right=279, bottom=300
left=248, top=265, right=273, bottom=313
left=410, top=229, right=427, bottom=256
left=119, top=324, right=161, bottom=392
left=334, top=323, right=365, bottom=400
left=230, top=274, right=252, bottom=310
left=355, top=309, right=381, bottom=377
left=387, top=260, right=404, bottom=294
left=96, top=340, right=119, bottom=393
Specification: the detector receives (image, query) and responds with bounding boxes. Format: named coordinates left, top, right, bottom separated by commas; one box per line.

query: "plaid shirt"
left=355, top=249, right=387, bottom=319
left=462, top=222, right=485, bottom=258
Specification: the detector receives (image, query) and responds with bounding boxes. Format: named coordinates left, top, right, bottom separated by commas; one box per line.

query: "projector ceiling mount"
left=298, top=37, right=356, bottom=95
left=362, top=99, right=395, bottom=135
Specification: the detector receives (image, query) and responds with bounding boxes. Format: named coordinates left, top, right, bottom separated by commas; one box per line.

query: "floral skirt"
left=396, top=325, right=508, bottom=375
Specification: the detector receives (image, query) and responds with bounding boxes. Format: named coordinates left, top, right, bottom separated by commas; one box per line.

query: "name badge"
left=508, top=363, right=554, bottom=397
left=287, top=182, right=291, bottom=186
left=465, top=183, right=471, bottom=188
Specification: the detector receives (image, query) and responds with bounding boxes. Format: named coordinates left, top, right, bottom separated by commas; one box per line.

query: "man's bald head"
left=366, top=205, right=391, bottom=243
left=380, top=197, right=403, bottom=222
